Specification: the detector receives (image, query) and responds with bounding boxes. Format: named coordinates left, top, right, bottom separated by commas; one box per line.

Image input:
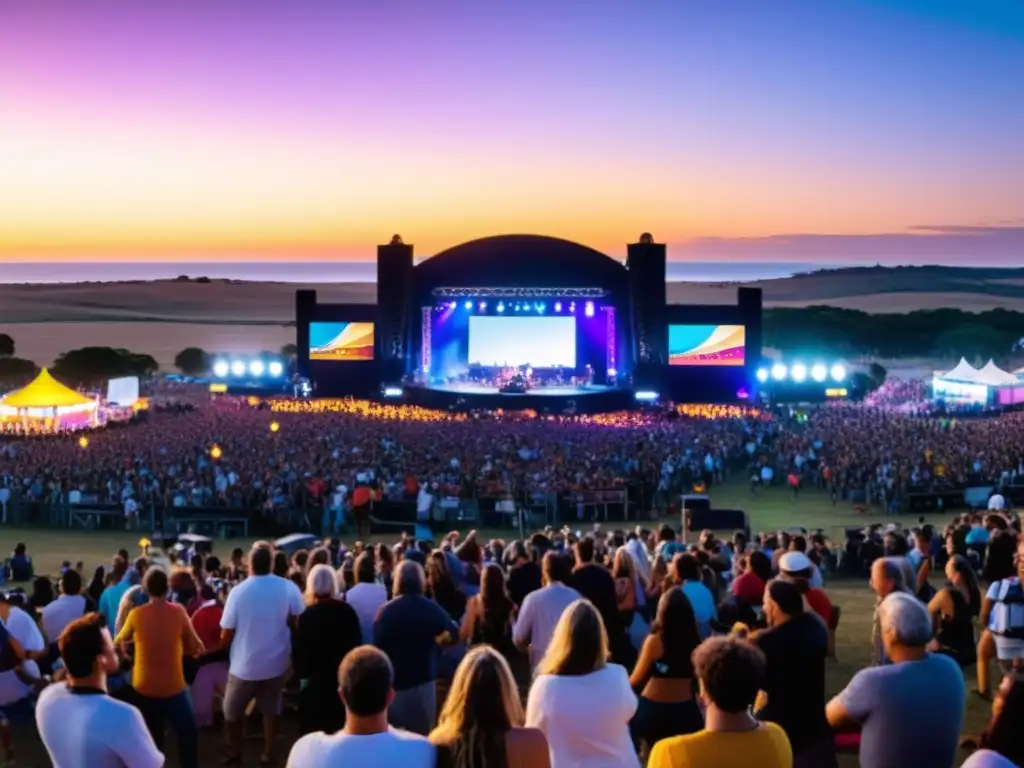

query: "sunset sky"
left=1, top=0, right=1022, bottom=263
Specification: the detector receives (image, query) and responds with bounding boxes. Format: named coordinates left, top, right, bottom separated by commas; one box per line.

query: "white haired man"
left=826, top=592, right=965, bottom=768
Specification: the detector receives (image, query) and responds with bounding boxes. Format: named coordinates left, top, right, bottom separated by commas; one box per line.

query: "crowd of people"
left=0, top=500, right=1014, bottom=767
left=2, top=384, right=1024, bottom=535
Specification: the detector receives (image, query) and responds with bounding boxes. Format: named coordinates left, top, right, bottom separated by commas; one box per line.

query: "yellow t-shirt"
left=648, top=723, right=792, bottom=768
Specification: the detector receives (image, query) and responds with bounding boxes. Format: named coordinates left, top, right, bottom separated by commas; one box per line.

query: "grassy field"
left=0, top=483, right=991, bottom=766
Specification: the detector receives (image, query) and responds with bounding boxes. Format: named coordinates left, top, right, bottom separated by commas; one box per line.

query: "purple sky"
left=0, top=0, right=1022, bottom=263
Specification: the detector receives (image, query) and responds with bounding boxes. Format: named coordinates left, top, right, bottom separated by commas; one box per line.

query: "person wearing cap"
left=778, top=552, right=832, bottom=626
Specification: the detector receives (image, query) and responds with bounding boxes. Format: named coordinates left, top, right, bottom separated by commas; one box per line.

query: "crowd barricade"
left=164, top=507, right=250, bottom=537
left=1002, top=484, right=1024, bottom=506
left=562, top=487, right=632, bottom=524
left=903, top=489, right=967, bottom=514
left=368, top=499, right=417, bottom=537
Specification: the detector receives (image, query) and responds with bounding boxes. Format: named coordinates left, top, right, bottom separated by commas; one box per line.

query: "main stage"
left=404, top=381, right=635, bottom=413
left=426, top=382, right=615, bottom=397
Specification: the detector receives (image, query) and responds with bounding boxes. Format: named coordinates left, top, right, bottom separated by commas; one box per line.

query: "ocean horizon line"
left=0, top=259, right=947, bottom=285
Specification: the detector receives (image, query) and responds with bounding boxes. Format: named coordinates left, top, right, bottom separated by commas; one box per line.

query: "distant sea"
left=1, top=261, right=851, bottom=284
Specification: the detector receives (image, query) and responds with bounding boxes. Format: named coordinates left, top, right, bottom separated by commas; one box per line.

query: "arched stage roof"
left=414, top=234, right=627, bottom=289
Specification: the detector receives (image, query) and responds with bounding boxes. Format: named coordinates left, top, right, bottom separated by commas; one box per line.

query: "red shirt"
left=805, top=588, right=832, bottom=625
left=731, top=571, right=766, bottom=605
left=191, top=603, right=224, bottom=650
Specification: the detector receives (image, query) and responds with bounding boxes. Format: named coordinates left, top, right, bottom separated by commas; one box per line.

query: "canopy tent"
left=976, top=360, right=1020, bottom=387
left=0, top=368, right=94, bottom=409
left=937, top=357, right=983, bottom=383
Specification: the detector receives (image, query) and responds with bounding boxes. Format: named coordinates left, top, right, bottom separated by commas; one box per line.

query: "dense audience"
left=3, top=379, right=1024, bottom=766
left=0, top=497, right=1011, bottom=767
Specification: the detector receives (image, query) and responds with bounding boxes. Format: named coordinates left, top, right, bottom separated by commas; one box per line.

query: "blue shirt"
left=838, top=652, right=965, bottom=768
left=373, top=594, right=457, bottom=690
left=681, top=581, right=717, bottom=638
left=98, top=581, right=131, bottom=629
left=965, top=526, right=990, bottom=546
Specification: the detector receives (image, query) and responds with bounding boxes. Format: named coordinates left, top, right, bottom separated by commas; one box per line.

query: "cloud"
left=669, top=222, right=1024, bottom=264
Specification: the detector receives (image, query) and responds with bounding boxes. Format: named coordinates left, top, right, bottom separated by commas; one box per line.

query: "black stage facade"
left=295, top=234, right=762, bottom=411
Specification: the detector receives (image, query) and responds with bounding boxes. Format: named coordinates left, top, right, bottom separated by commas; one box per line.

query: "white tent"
left=977, top=360, right=1020, bottom=386
left=939, top=357, right=984, bottom=383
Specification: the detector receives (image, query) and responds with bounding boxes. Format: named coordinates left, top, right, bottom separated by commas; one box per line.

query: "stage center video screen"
left=309, top=322, right=374, bottom=361
left=668, top=324, right=745, bottom=366
left=468, top=315, right=576, bottom=368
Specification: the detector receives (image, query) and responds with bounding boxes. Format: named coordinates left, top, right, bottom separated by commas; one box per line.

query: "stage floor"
left=420, top=382, right=616, bottom=397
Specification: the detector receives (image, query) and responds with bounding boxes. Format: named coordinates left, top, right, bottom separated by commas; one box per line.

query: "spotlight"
left=249, top=360, right=266, bottom=376
left=554, top=302, right=562, bottom=313
left=830, top=363, right=847, bottom=382
left=536, top=302, right=545, bottom=313
left=212, top=360, right=229, bottom=377
left=479, top=301, right=487, bottom=311
left=635, top=390, right=659, bottom=402
left=771, top=363, right=787, bottom=381
left=584, top=301, right=595, bottom=318
left=756, top=367, right=769, bottom=383
left=514, top=303, right=521, bottom=311
left=497, top=302, right=505, bottom=313
left=383, top=386, right=403, bottom=398
left=607, top=367, right=617, bottom=378
left=449, top=301, right=457, bottom=310
left=268, top=360, right=284, bottom=377
left=463, top=300, right=472, bottom=310
left=230, top=360, right=246, bottom=377
left=811, top=363, right=828, bottom=382
left=791, top=363, right=807, bottom=382
left=569, top=301, right=576, bottom=313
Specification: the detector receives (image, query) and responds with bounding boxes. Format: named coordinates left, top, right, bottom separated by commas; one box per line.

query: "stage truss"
left=431, top=286, right=608, bottom=298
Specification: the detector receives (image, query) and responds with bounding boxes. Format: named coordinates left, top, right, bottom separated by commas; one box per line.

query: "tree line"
left=0, top=335, right=297, bottom=388
left=763, top=306, right=1024, bottom=361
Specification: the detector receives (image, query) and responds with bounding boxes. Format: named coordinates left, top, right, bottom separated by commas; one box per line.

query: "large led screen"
left=309, top=322, right=374, bottom=361
left=668, top=324, right=745, bottom=366
left=468, top=316, right=576, bottom=368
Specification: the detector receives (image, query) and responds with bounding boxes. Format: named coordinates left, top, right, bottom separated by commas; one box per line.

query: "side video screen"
left=668, top=324, right=745, bottom=366
left=309, top=322, right=374, bottom=361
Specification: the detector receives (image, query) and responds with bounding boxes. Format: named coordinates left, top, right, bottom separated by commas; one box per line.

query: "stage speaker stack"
left=376, top=235, right=414, bottom=384
left=294, top=290, right=317, bottom=381
left=626, top=233, right=667, bottom=389
left=737, top=287, right=763, bottom=389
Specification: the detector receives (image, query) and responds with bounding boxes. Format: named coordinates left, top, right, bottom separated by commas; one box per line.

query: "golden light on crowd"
left=270, top=421, right=280, bottom=433
left=210, top=443, right=223, bottom=460
left=78, top=436, right=89, bottom=449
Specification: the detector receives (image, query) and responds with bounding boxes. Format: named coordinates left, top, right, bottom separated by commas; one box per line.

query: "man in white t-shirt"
left=221, top=542, right=305, bottom=765
left=36, top=613, right=163, bottom=768
left=0, top=596, right=46, bottom=710
left=514, top=552, right=581, bottom=668
left=41, top=569, right=89, bottom=644
left=286, top=646, right=435, bottom=768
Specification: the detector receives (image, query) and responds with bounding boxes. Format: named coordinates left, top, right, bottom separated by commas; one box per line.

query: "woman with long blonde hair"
left=430, top=646, right=549, bottom=768
left=526, top=600, right=640, bottom=767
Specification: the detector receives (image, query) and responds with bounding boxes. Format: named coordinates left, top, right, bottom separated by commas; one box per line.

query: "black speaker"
left=626, top=234, right=667, bottom=366
left=737, top=287, right=763, bottom=374
left=294, top=290, right=316, bottom=380
left=376, top=235, right=414, bottom=382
